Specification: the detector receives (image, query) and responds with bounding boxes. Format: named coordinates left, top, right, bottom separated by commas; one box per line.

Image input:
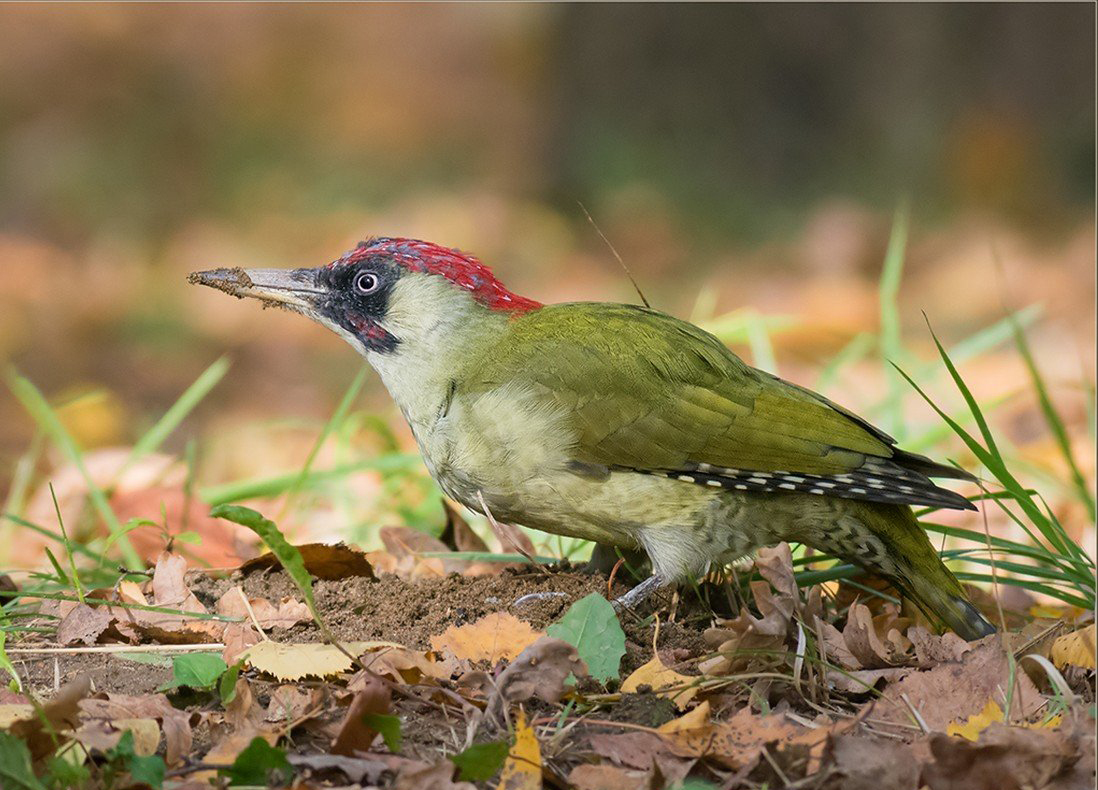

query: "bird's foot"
left=612, top=574, right=666, bottom=612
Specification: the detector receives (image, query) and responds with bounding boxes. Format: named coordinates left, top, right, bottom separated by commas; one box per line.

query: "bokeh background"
left=1, top=4, right=1094, bottom=566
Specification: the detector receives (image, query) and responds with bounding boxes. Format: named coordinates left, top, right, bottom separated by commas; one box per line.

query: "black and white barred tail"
left=635, top=454, right=977, bottom=512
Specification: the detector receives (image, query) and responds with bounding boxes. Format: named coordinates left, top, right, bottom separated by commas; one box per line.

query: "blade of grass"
left=199, top=454, right=421, bottom=505
left=1010, top=318, right=1096, bottom=522
left=878, top=204, right=909, bottom=437
left=116, top=356, right=230, bottom=480
left=815, top=332, right=875, bottom=392
left=4, top=369, right=140, bottom=567
left=49, top=484, right=84, bottom=604
left=277, top=368, right=367, bottom=522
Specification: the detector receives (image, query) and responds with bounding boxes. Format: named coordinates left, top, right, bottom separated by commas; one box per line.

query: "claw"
left=612, top=574, right=666, bottom=612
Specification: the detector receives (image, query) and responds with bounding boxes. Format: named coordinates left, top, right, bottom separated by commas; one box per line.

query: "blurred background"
left=0, top=5, right=1094, bottom=568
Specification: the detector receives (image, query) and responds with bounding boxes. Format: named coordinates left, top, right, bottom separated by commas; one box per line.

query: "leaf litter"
left=2, top=522, right=1094, bottom=789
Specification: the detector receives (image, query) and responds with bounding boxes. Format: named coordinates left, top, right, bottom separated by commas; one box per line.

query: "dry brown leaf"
left=0, top=703, right=34, bottom=727
left=439, top=500, right=490, bottom=553
left=827, top=667, right=911, bottom=694
left=866, top=639, right=1044, bottom=734
left=487, top=636, right=588, bottom=712
left=585, top=732, right=669, bottom=770
left=497, top=709, right=542, bottom=790
left=908, top=626, right=972, bottom=667
left=843, top=603, right=898, bottom=668
left=265, top=684, right=322, bottom=723
left=201, top=725, right=280, bottom=770
left=10, top=676, right=90, bottom=762
left=216, top=586, right=311, bottom=630
left=332, top=672, right=391, bottom=757
left=816, top=617, right=862, bottom=670
left=240, top=542, right=375, bottom=580
left=922, top=722, right=1082, bottom=790
left=224, top=676, right=261, bottom=731
left=241, top=640, right=407, bottom=681
left=80, top=692, right=193, bottom=766
left=620, top=655, right=699, bottom=711
left=75, top=717, right=160, bottom=755
left=394, top=760, right=477, bottom=790
left=567, top=763, right=651, bottom=790
left=1051, top=624, right=1096, bottom=670
left=221, top=622, right=262, bottom=665
left=828, top=734, right=921, bottom=790
left=56, top=603, right=114, bottom=645
left=430, top=611, right=544, bottom=664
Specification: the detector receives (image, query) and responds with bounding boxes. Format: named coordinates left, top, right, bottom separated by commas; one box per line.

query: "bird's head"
left=189, top=237, right=542, bottom=359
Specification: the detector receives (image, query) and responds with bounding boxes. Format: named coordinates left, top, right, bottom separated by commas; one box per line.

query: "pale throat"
left=360, top=274, right=509, bottom=428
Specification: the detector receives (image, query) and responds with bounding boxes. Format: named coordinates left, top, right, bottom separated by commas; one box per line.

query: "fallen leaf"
left=1051, top=624, right=1096, bottom=670
left=288, top=753, right=392, bottom=785
left=216, top=587, right=312, bottom=630
left=240, top=542, right=375, bottom=580
left=490, top=637, right=588, bottom=709
left=79, top=692, right=193, bottom=766
left=922, top=722, right=1081, bottom=790
left=567, top=763, right=651, bottom=790
left=546, top=593, right=625, bottom=682
left=620, top=655, right=698, bottom=710
left=947, top=699, right=1062, bottom=741
left=827, top=667, right=912, bottom=694
left=264, top=685, right=320, bottom=724
left=658, top=700, right=711, bottom=735
left=866, top=639, right=1044, bottom=734
left=9, top=676, right=90, bottom=762
left=75, top=717, right=160, bottom=756
left=585, top=732, right=670, bottom=770
left=241, top=640, right=408, bottom=681
left=908, top=626, right=972, bottom=667
left=439, top=500, right=490, bottom=553
left=829, top=733, right=920, bottom=790
left=56, top=603, right=115, bottom=646
left=332, top=672, right=391, bottom=757
left=431, top=612, right=544, bottom=664
left=843, top=603, right=898, bottom=668
left=496, top=710, right=541, bottom=790
left=395, top=759, right=477, bottom=790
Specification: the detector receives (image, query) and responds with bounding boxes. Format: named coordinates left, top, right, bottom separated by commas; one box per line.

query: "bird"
left=190, top=236, right=996, bottom=640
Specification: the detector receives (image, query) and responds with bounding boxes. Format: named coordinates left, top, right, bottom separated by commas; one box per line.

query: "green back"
left=464, top=303, right=895, bottom=476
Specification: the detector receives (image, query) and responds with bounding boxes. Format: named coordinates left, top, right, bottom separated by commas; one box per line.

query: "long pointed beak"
left=187, top=267, right=325, bottom=312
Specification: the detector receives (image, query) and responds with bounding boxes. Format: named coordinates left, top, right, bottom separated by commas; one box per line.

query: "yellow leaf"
left=0, top=704, right=34, bottom=728
left=621, top=656, right=699, bottom=711
left=241, top=640, right=407, bottom=681
left=430, top=612, right=544, bottom=664
left=496, top=710, right=541, bottom=790
left=657, top=700, right=711, bottom=734
left=948, top=699, right=1004, bottom=741
left=948, top=698, right=1063, bottom=741
left=1051, top=624, right=1096, bottom=670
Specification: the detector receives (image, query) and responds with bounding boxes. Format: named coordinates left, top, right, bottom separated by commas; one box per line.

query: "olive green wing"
left=467, top=303, right=973, bottom=510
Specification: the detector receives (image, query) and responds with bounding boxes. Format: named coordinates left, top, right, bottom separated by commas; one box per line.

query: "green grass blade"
left=815, top=332, right=875, bottom=392
left=4, top=369, right=141, bottom=568
left=118, top=356, right=230, bottom=477
left=878, top=205, right=909, bottom=436
left=1010, top=319, right=1096, bottom=522
left=277, top=368, right=367, bottom=521
left=199, top=454, right=421, bottom=505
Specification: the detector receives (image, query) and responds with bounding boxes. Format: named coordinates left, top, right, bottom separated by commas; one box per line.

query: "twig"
left=578, top=202, right=651, bottom=309
left=5, top=642, right=225, bottom=655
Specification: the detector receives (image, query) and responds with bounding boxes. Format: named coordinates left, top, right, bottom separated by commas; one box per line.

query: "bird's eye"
left=354, top=271, right=380, bottom=295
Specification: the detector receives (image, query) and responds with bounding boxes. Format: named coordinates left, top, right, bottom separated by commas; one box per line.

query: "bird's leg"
left=583, top=543, right=650, bottom=579
left=612, top=574, right=667, bottom=612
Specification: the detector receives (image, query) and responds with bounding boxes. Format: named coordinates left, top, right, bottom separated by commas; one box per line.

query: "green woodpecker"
left=190, top=237, right=995, bottom=640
